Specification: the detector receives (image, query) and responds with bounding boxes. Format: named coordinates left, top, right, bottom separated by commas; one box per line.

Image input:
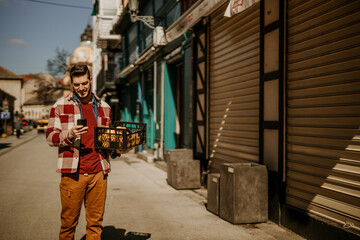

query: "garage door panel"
left=288, top=2, right=360, bottom=40
left=288, top=117, right=360, bottom=128
left=288, top=126, right=360, bottom=139
left=288, top=94, right=360, bottom=108
left=209, top=2, right=260, bottom=171
left=288, top=46, right=360, bottom=71
left=212, top=65, right=259, bottom=84
left=288, top=81, right=360, bottom=98
left=287, top=145, right=360, bottom=164
left=288, top=32, right=360, bottom=60
left=286, top=195, right=360, bottom=232
left=287, top=58, right=359, bottom=80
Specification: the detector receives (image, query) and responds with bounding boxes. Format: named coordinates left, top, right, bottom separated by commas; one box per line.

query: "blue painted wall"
left=164, top=62, right=177, bottom=150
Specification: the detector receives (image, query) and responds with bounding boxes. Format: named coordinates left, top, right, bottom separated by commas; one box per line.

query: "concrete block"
left=207, top=173, right=220, bottom=215
left=166, top=149, right=193, bottom=186
left=168, top=159, right=201, bottom=190
left=219, top=163, right=268, bottom=224
left=166, top=148, right=193, bottom=162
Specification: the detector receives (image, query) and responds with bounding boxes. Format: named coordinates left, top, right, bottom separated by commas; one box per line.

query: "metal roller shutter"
left=209, top=2, right=260, bottom=171
left=286, top=0, right=360, bottom=232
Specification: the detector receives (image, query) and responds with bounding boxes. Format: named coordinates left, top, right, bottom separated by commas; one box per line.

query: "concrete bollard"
left=207, top=173, right=220, bottom=215
left=219, top=163, right=268, bottom=224
left=166, top=149, right=200, bottom=189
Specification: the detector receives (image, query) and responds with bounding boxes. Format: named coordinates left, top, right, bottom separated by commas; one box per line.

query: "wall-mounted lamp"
left=128, top=0, right=167, bottom=46
left=128, top=0, right=155, bottom=29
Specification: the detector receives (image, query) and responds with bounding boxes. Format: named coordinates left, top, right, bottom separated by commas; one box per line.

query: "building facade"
left=0, top=66, right=23, bottom=115
left=92, top=0, right=122, bottom=122
left=93, top=0, right=360, bottom=239
left=22, top=73, right=64, bottom=120
left=0, top=88, right=16, bottom=136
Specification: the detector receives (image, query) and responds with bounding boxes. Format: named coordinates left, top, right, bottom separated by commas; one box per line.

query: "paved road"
left=0, top=131, right=60, bottom=239
left=0, top=131, right=304, bottom=240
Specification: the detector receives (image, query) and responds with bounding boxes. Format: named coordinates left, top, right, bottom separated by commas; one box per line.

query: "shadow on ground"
left=80, top=226, right=151, bottom=240
left=0, top=143, right=11, bottom=150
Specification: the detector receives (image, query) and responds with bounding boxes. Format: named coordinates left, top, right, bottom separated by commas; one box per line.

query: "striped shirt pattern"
left=46, top=92, right=112, bottom=174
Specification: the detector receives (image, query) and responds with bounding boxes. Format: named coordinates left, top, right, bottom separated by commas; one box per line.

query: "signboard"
left=166, top=0, right=223, bottom=43
left=0, top=112, right=11, bottom=119
left=224, top=0, right=260, bottom=17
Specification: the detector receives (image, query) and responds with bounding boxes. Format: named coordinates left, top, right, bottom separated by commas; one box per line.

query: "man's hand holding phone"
left=68, top=119, right=88, bottom=140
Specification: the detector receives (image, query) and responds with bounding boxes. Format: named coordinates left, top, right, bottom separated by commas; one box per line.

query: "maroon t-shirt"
left=79, top=102, right=102, bottom=173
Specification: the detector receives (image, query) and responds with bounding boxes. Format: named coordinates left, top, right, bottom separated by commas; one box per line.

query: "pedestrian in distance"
left=14, top=116, right=21, bottom=138
left=46, top=64, right=131, bottom=240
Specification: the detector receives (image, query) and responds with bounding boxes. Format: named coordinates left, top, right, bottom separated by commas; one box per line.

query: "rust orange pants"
left=59, top=171, right=107, bottom=240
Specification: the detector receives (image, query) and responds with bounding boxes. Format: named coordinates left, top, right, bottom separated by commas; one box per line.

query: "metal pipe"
left=153, top=61, right=157, bottom=126
left=159, top=61, right=165, bottom=160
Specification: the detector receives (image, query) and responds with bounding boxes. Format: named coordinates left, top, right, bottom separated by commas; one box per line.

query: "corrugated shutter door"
left=209, top=3, right=260, bottom=171
left=286, top=0, right=360, bottom=232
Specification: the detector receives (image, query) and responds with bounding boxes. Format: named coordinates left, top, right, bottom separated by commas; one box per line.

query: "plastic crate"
left=94, top=121, right=146, bottom=150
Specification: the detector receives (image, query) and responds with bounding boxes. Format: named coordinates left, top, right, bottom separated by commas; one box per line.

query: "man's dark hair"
left=69, top=64, right=91, bottom=82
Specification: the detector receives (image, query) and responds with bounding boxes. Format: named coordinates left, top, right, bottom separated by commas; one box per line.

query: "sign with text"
left=166, top=0, right=223, bottom=43
left=0, top=112, right=11, bottom=119
left=224, top=0, right=260, bottom=17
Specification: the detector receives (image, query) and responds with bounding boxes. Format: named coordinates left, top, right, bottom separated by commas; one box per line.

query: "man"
left=46, top=64, right=130, bottom=240
left=14, top=116, right=22, bottom=138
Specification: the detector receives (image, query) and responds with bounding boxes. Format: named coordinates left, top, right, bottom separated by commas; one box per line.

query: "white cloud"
left=5, top=39, right=28, bottom=46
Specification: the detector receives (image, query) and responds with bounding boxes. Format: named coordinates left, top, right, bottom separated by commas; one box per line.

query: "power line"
left=24, top=0, right=92, bottom=9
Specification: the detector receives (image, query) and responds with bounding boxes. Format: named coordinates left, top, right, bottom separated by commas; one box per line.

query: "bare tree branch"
left=47, top=48, right=70, bottom=77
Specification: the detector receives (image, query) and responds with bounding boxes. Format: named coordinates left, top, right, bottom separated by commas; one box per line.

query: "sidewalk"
left=96, top=153, right=305, bottom=240
left=0, top=131, right=305, bottom=240
left=0, top=130, right=38, bottom=157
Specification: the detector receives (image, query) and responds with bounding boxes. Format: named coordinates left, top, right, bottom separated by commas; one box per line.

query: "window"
left=128, top=24, right=137, bottom=44
left=126, top=24, right=138, bottom=65
left=139, top=1, right=154, bottom=51
left=154, top=0, right=163, bottom=12
left=166, top=3, right=181, bottom=27
left=101, top=0, right=117, bottom=15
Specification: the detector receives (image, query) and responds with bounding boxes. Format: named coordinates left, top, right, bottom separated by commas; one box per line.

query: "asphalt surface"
left=0, top=130, right=305, bottom=240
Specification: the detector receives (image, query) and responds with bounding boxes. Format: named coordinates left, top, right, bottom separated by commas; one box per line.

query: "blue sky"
left=0, top=0, right=93, bottom=75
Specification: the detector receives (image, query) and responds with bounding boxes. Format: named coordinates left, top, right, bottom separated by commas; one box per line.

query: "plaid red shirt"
left=46, top=92, right=112, bottom=174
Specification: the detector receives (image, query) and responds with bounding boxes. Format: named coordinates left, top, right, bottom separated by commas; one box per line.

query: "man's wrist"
left=67, top=131, right=75, bottom=141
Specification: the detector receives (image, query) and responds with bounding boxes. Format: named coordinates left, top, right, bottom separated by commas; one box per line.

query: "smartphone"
left=77, top=118, right=87, bottom=126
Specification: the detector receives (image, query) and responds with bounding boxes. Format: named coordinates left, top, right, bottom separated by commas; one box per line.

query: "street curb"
left=0, top=133, right=39, bottom=157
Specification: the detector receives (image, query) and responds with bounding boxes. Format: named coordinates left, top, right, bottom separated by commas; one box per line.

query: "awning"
left=165, top=0, right=224, bottom=43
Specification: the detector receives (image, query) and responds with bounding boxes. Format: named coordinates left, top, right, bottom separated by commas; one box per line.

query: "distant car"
left=37, top=119, right=49, bottom=133
left=27, top=120, right=36, bottom=130
left=22, top=120, right=30, bottom=132
left=13, top=119, right=27, bottom=135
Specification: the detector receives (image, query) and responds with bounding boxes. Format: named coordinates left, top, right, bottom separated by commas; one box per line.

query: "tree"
left=47, top=48, right=70, bottom=77
left=31, top=74, right=65, bottom=105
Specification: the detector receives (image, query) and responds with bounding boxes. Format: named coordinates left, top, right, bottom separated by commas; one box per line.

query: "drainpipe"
left=137, top=68, right=142, bottom=152
left=153, top=61, right=158, bottom=159
left=159, top=61, right=165, bottom=160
